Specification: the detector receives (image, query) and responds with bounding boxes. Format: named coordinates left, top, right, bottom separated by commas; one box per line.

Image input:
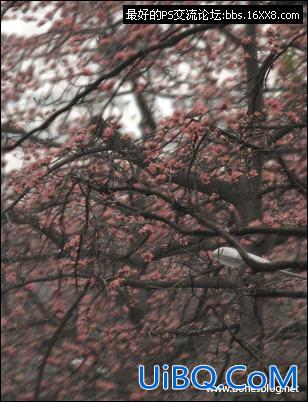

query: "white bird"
left=212, top=247, right=269, bottom=268
left=212, top=247, right=305, bottom=280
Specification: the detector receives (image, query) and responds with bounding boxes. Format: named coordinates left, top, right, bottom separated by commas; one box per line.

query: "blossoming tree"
left=1, top=1, right=307, bottom=401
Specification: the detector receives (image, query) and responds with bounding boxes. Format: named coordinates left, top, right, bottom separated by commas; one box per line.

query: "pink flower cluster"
left=103, top=127, right=114, bottom=142
left=142, top=251, right=154, bottom=263
left=139, top=224, right=154, bottom=236
left=109, top=278, right=125, bottom=290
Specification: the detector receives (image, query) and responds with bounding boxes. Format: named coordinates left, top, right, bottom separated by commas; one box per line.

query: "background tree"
left=1, top=1, right=307, bottom=401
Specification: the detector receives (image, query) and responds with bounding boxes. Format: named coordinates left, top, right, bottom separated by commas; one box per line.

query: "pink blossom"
left=109, top=278, right=125, bottom=290
left=142, top=251, right=154, bottom=263
left=24, top=283, right=36, bottom=292
left=139, top=224, right=154, bottom=235
left=248, top=169, right=259, bottom=177
left=103, top=127, right=114, bottom=141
